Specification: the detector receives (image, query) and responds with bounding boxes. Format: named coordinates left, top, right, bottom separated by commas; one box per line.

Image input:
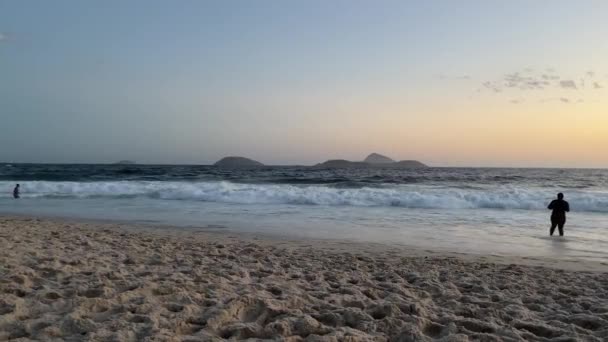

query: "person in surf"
left=548, top=193, right=569, bottom=236
left=13, top=184, right=20, bottom=199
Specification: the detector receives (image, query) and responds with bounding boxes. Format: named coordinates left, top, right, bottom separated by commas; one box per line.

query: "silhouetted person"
left=548, top=193, right=569, bottom=236
left=13, top=184, right=20, bottom=199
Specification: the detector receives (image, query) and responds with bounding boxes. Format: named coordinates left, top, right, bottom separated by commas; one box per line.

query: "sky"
left=1, top=1, right=608, bottom=167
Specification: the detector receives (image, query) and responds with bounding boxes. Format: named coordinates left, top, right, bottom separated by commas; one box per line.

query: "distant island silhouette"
left=314, top=153, right=427, bottom=168
left=214, top=156, right=265, bottom=168
left=364, top=153, right=395, bottom=164
left=212, top=153, right=427, bottom=169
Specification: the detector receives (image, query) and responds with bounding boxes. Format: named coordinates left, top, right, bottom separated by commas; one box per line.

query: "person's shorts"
left=551, top=216, right=566, bottom=226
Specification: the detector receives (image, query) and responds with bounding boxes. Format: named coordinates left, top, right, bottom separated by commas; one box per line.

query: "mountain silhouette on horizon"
left=363, top=153, right=395, bottom=164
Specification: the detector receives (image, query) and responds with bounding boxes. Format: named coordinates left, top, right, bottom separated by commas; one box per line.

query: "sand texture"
left=1, top=217, right=608, bottom=341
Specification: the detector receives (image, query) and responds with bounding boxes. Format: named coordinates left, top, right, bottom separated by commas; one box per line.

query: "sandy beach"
left=1, top=216, right=607, bottom=341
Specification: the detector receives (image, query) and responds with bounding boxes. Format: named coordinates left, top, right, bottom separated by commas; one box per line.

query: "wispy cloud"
left=541, top=74, right=560, bottom=81
left=503, top=72, right=547, bottom=90
left=541, top=97, right=582, bottom=104
left=471, top=68, right=604, bottom=104
left=482, top=81, right=501, bottom=93
left=478, top=69, right=559, bottom=93
left=0, top=32, right=7, bottom=42
left=540, top=97, right=573, bottom=104
left=559, top=80, right=577, bottom=89
left=438, top=74, right=471, bottom=80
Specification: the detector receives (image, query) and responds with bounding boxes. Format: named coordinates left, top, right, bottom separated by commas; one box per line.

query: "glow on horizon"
left=1, top=1, right=607, bottom=167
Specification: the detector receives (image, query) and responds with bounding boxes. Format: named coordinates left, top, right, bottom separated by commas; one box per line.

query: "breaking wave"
left=3, top=181, right=608, bottom=213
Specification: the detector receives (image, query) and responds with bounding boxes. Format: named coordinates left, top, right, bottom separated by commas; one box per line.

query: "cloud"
left=438, top=74, right=471, bottom=80
left=540, top=97, right=577, bottom=104
left=541, top=74, right=560, bottom=81
left=503, top=72, right=546, bottom=90
left=559, top=80, right=577, bottom=89
left=482, top=81, right=501, bottom=93
left=0, top=32, right=7, bottom=42
left=477, top=68, right=604, bottom=104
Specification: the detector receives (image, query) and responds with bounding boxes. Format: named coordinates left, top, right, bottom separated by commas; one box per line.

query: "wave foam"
left=2, top=181, right=608, bottom=212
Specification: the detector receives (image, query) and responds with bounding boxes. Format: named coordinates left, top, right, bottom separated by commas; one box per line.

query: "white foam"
left=2, top=181, right=607, bottom=212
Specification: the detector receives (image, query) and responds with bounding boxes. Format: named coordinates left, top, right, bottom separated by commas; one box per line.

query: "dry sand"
left=1, top=216, right=607, bottom=341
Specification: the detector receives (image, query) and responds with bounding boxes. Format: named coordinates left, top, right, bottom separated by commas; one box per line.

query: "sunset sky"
left=1, top=1, right=607, bottom=167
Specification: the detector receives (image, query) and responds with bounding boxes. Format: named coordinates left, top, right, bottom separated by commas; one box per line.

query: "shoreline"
left=1, top=216, right=607, bottom=340
left=2, top=212, right=607, bottom=273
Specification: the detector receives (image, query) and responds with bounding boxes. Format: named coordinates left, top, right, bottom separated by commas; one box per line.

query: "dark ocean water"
left=2, top=163, right=607, bottom=187
left=1, top=164, right=608, bottom=261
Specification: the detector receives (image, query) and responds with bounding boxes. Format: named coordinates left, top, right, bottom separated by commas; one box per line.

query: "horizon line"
left=1, top=161, right=607, bottom=170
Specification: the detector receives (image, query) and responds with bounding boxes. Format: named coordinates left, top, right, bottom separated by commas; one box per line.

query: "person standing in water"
left=13, top=184, right=20, bottom=199
left=548, top=193, right=569, bottom=236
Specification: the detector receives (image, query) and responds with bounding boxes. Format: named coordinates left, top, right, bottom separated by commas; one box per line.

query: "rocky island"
left=213, top=156, right=264, bottom=168
left=363, top=153, right=395, bottom=164
left=314, top=153, right=427, bottom=169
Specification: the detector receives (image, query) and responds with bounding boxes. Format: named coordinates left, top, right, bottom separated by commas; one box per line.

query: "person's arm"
left=565, top=202, right=570, bottom=212
left=548, top=200, right=554, bottom=210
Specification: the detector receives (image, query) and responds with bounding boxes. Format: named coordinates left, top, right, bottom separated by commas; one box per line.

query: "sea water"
left=1, top=164, right=607, bottom=262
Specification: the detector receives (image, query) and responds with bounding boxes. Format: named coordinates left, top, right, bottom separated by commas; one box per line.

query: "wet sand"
left=1, top=216, right=607, bottom=341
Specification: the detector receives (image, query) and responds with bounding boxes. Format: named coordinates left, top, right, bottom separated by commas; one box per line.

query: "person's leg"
left=558, top=222, right=564, bottom=236
left=550, top=221, right=557, bottom=236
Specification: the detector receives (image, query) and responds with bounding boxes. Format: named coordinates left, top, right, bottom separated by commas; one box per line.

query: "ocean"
left=1, top=164, right=608, bottom=262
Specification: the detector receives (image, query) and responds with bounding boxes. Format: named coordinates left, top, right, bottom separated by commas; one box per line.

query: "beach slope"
left=1, top=217, right=607, bottom=341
